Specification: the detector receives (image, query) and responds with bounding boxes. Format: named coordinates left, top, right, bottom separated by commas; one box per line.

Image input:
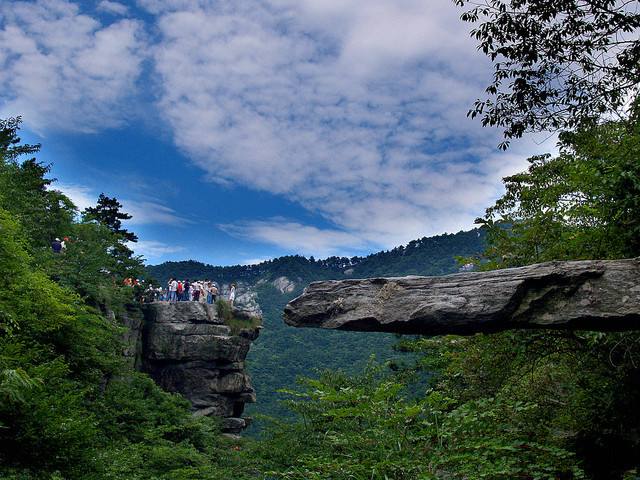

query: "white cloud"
left=9, top=0, right=551, bottom=258
left=241, top=257, right=273, bottom=266
left=130, top=240, right=184, bottom=260
left=220, top=218, right=369, bottom=257
left=55, top=182, right=96, bottom=211
left=0, top=0, right=145, bottom=132
left=97, top=1, right=129, bottom=15
left=122, top=200, right=192, bottom=226
left=149, top=0, right=541, bottom=251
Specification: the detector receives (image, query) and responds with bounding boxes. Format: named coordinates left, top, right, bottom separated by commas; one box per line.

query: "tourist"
left=168, top=278, right=178, bottom=303
left=158, top=277, right=230, bottom=305
left=228, top=283, right=236, bottom=305
left=51, top=238, right=62, bottom=254
left=205, top=281, right=212, bottom=304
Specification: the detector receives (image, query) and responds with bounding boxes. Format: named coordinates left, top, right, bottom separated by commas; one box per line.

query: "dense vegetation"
left=147, top=229, right=485, bottom=285
left=4, top=107, right=640, bottom=478
left=0, top=118, right=253, bottom=479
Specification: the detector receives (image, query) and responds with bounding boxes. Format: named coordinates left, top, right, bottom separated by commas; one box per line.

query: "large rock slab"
left=284, top=258, right=640, bottom=335
left=140, top=302, right=260, bottom=433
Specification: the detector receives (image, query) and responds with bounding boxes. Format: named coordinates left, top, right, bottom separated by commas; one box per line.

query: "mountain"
left=145, top=228, right=486, bottom=428
left=147, top=228, right=485, bottom=285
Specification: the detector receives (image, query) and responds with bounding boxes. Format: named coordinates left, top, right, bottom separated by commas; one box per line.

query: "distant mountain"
left=146, top=228, right=485, bottom=285
left=145, top=228, right=486, bottom=430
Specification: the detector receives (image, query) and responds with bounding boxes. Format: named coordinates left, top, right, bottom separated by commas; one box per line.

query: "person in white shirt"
left=228, top=283, right=236, bottom=306
left=168, top=278, right=178, bottom=303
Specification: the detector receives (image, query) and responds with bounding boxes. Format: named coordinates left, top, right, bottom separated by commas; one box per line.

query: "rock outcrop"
left=272, top=276, right=296, bottom=294
left=284, top=258, right=640, bottom=335
left=138, top=302, right=260, bottom=433
left=220, top=282, right=263, bottom=318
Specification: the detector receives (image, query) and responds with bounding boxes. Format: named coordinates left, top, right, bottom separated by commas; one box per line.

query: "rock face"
left=220, top=282, right=263, bottom=318
left=272, top=276, right=296, bottom=294
left=139, top=302, right=260, bottom=433
left=284, top=258, right=640, bottom=336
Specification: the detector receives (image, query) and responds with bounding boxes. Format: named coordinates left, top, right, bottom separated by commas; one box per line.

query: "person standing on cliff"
left=228, top=283, right=236, bottom=306
left=210, top=283, right=219, bottom=304
left=168, top=278, right=178, bottom=303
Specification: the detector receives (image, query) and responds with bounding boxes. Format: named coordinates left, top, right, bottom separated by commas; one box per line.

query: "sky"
left=0, top=0, right=556, bottom=265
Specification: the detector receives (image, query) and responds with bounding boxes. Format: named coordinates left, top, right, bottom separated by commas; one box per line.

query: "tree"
left=0, top=117, right=75, bottom=252
left=0, top=117, right=40, bottom=160
left=454, top=0, right=640, bottom=147
left=84, top=193, right=138, bottom=243
left=476, top=110, right=640, bottom=266
left=448, top=112, right=640, bottom=477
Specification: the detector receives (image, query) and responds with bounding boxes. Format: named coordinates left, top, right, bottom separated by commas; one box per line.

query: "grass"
left=216, top=299, right=262, bottom=335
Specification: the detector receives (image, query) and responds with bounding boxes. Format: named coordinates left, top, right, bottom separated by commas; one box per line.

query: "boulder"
left=284, top=258, right=640, bottom=335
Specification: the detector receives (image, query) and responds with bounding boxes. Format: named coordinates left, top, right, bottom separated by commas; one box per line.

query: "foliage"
left=476, top=110, right=640, bottom=267
left=84, top=193, right=138, bottom=243
left=47, top=221, right=144, bottom=309
left=248, top=362, right=583, bottom=479
left=0, top=118, right=245, bottom=479
left=454, top=0, right=640, bottom=146
left=146, top=229, right=486, bottom=284
left=437, top=112, right=640, bottom=478
left=216, top=299, right=262, bottom=334
left=0, top=118, right=75, bottom=255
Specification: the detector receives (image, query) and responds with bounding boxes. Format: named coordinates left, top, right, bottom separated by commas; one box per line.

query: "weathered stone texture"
left=139, top=302, right=260, bottom=433
left=284, top=258, right=640, bottom=335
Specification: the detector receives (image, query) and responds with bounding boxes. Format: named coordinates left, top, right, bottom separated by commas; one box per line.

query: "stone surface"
left=284, top=258, right=640, bottom=335
left=221, top=282, right=263, bottom=318
left=139, top=302, right=260, bottom=432
left=109, top=305, right=144, bottom=368
left=272, top=276, right=296, bottom=294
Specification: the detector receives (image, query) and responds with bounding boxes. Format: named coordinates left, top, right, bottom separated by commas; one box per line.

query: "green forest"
left=2, top=0, right=640, bottom=478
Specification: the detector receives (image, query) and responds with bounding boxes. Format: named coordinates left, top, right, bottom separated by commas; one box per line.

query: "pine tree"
left=84, top=193, right=138, bottom=243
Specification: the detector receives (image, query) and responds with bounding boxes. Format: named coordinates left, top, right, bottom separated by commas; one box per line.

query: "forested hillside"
left=147, top=230, right=486, bottom=423
left=147, top=229, right=484, bottom=285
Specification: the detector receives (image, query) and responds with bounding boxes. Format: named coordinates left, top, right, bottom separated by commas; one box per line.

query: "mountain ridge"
left=146, top=228, right=486, bottom=285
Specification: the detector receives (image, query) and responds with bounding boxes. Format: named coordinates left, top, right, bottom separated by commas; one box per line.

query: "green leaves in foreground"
left=253, top=363, right=583, bottom=480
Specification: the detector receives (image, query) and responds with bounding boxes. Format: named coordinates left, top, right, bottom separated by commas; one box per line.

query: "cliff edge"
left=136, top=302, right=260, bottom=433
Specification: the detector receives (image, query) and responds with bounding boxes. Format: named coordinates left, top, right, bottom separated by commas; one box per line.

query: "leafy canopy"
left=84, top=193, right=139, bottom=243
left=454, top=0, right=640, bottom=147
left=477, top=107, right=640, bottom=266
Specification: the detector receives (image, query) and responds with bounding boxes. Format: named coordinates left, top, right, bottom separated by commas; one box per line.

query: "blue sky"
left=1, top=0, right=553, bottom=265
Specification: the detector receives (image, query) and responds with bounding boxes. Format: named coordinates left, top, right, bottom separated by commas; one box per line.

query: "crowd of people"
left=120, top=277, right=237, bottom=305
left=158, top=279, right=237, bottom=305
